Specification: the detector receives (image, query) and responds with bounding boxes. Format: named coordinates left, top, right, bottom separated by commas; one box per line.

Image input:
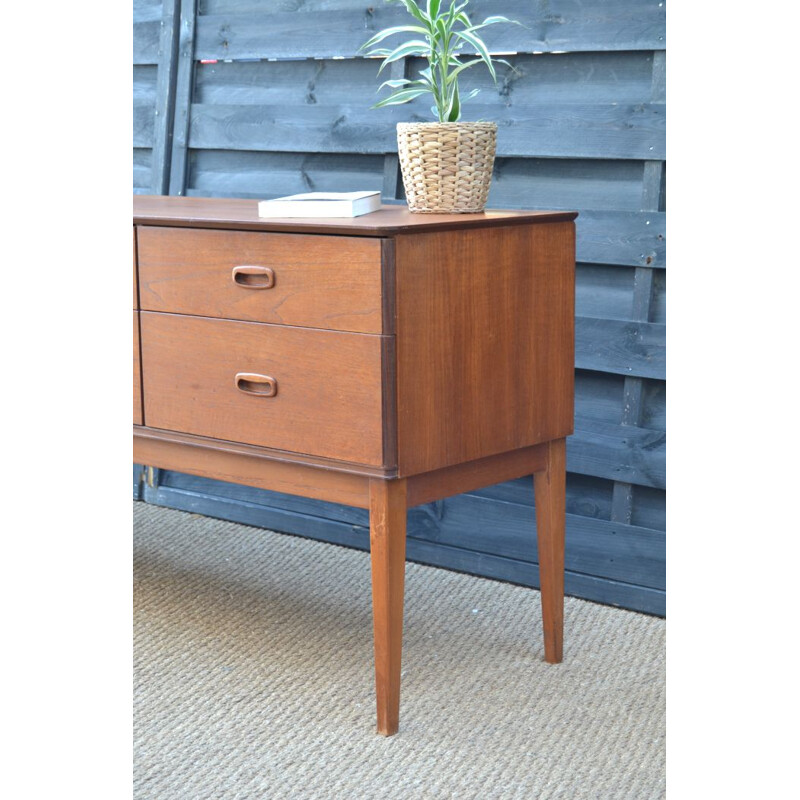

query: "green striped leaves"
left=360, top=0, right=517, bottom=123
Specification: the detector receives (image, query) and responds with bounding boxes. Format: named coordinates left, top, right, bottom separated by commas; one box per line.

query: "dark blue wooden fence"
left=133, top=0, right=666, bottom=615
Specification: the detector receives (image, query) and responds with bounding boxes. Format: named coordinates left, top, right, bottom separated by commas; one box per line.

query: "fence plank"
left=194, top=1, right=665, bottom=60
left=195, top=51, right=658, bottom=106
left=133, top=20, right=161, bottom=64
left=133, top=64, right=157, bottom=101
left=611, top=48, right=665, bottom=523
left=570, top=417, right=666, bottom=489
left=133, top=102, right=155, bottom=149
left=186, top=101, right=663, bottom=160
left=575, top=317, right=665, bottom=379
left=491, top=158, right=645, bottom=211
left=132, top=4, right=161, bottom=189
left=576, top=263, right=639, bottom=321
left=151, top=0, right=182, bottom=193
left=168, top=0, right=198, bottom=195
left=576, top=210, right=665, bottom=267
left=133, top=150, right=153, bottom=191
left=185, top=150, right=385, bottom=197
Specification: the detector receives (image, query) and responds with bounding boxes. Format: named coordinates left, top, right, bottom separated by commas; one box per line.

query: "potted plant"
left=361, top=0, right=517, bottom=213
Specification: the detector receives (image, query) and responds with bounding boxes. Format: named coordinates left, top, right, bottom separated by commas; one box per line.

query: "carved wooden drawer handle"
left=235, top=373, right=278, bottom=397
left=232, top=265, right=275, bottom=289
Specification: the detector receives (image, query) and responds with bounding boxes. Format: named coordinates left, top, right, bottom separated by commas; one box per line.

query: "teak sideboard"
left=133, top=195, right=577, bottom=736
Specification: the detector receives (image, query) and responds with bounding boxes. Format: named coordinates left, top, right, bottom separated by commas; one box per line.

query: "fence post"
left=168, top=0, right=198, bottom=196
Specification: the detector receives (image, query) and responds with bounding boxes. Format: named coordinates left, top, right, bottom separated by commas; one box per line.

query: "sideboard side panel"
left=394, top=222, right=575, bottom=476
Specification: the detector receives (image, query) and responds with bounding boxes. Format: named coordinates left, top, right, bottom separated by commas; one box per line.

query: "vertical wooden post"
left=168, top=0, right=198, bottom=196
left=369, top=478, right=407, bottom=736
left=534, top=438, right=566, bottom=663
left=151, top=0, right=181, bottom=194
left=610, top=48, right=665, bottom=524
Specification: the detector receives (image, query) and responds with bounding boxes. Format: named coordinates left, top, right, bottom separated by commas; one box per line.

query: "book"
left=257, top=191, right=381, bottom=218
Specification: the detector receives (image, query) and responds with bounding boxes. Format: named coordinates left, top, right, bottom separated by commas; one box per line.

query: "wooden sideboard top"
left=133, top=195, right=577, bottom=237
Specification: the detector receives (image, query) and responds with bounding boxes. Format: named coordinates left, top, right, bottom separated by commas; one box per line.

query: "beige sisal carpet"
left=133, top=501, right=665, bottom=799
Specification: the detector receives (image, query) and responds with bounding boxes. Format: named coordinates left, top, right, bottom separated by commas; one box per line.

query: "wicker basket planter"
left=396, top=121, right=497, bottom=214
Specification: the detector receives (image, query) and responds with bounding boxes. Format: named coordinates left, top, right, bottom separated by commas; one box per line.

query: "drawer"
left=137, top=226, right=384, bottom=333
left=140, top=312, right=387, bottom=466
left=133, top=312, right=143, bottom=425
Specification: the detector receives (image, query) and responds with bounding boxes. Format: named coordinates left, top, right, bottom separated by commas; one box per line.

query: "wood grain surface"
left=134, top=427, right=372, bottom=509
left=138, top=226, right=384, bottom=333
left=140, top=312, right=388, bottom=466
left=406, top=445, right=548, bottom=508
left=133, top=195, right=577, bottom=237
left=190, top=2, right=665, bottom=61
left=534, top=438, right=567, bottom=664
left=394, top=222, right=576, bottom=476
left=369, top=478, right=408, bottom=736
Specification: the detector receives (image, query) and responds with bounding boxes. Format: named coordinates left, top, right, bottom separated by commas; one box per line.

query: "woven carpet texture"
left=134, top=502, right=665, bottom=799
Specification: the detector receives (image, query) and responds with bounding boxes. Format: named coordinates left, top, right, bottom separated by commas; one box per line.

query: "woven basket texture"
left=397, top=122, right=497, bottom=213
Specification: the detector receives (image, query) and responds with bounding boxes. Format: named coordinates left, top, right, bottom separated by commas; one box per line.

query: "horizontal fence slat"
left=575, top=316, right=665, bottom=379
left=576, top=263, right=639, bottom=321
left=495, top=104, right=664, bottom=159
left=490, top=158, right=645, bottom=211
left=134, top=19, right=162, bottom=64
left=186, top=102, right=663, bottom=160
left=195, top=51, right=657, bottom=106
left=195, top=1, right=665, bottom=60
left=574, top=371, right=623, bottom=425
left=569, top=416, right=666, bottom=489
left=133, top=101, right=155, bottom=148
left=133, top=64, right=158, bottom=101
left=413, top=494, right=665, bottom=590
left=576, top=210, right=665, bottom=267
left=133, top=149, right=154, bottom=190
left=133, top=0, right=162, bottom=20
left=186, top=149, right=386, bottom=197
left=187, top=103, right=395, bottom=154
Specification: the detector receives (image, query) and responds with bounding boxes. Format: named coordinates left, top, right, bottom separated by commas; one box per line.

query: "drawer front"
left=137, top=226, right=384, bottom=333
left=140, top=312, right=386, bottom=466
left=133, top=312, right=143, bottom=425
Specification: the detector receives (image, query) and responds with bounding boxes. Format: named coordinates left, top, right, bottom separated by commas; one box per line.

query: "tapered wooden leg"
left=534, top=438, right=566, bottom=664
left=369, top=478, right=408, bottom=736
